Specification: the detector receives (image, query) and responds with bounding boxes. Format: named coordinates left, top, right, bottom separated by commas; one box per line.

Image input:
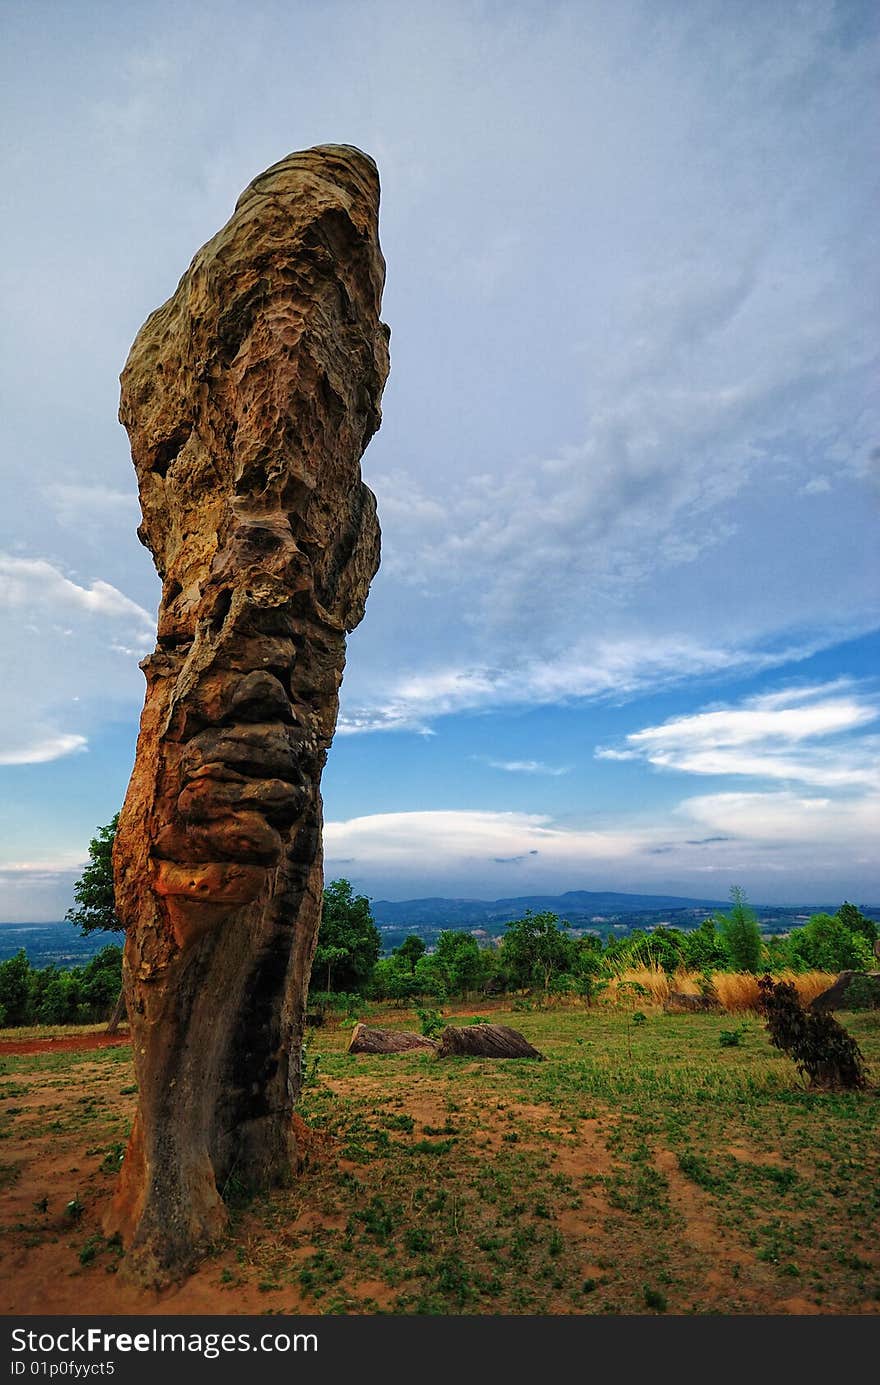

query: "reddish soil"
left=0, top=1030, right=131, bottom=1056
left=2, top=1017, right=877, bottom=1316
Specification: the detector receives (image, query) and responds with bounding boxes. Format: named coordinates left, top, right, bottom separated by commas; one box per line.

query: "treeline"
left=0, top=946, right=122, bottom=1027
left=314, top=882, right=878, bottom=1007
left=2, top=881, right=875, bottom=1028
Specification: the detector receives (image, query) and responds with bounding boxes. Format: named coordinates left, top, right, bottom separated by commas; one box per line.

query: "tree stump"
left=436, top=1024, right=544, bottom=1059
left=347, top=1023, right=438, bottom=1054
left=104, top=145, right=389, bottom=1285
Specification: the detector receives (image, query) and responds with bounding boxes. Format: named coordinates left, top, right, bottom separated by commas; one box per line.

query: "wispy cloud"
left=322, top=798, right=879, bottom=900
left=0, top=555, right=155, bottom=633
left=0, top=734, right=87, bottom=766
left=338, top=635, right=842, bottom=734
left=0, top=853, right=87, bottom=876
left=44, top=483, right=140, bottom=532
left=678, top=790, right=880, bottom=853
left=0, top=552, right=155, bottom=765
left=484, top=758, right=571, bottom=776
left=596, top=681, right=880, bottom=789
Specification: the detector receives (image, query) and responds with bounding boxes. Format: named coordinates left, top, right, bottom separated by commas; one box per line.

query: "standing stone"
left=105, top=146, right=388, bottom=1284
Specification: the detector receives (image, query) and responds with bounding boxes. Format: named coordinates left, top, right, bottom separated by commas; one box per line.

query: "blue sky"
left=1, top=0, right=877, bottom=919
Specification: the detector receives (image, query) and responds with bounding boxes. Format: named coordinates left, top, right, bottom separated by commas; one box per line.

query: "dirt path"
left=0, top=1030, right=130, bottom=1056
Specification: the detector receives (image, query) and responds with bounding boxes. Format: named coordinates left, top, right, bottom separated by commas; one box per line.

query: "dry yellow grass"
left=605, top=965, right=836, bottom=1012
left=710, top=969, right=835, bottom=1012
left=604, top=963, right=674, bottom=1006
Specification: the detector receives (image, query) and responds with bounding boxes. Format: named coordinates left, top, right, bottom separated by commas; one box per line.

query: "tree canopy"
left=502, top=910, right=576, bottom=994
left=716, top=886, right=762, bottom=973
left=313, top=878, right=381, bottom=994
left=787, top=912, right=873, bottom=973
left=65, top=814, right=122, bottom=936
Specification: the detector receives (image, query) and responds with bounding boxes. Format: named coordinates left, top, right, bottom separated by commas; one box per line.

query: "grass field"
left=0, top=1000, right=877, bottom=1315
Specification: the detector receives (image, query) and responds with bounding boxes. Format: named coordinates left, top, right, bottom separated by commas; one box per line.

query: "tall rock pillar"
left=105, top=145, right=388, bottom=1283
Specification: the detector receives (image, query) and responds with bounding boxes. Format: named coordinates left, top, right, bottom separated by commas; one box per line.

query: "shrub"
left=842, top=973, right=880, bottom=1011
left=758, top=976, right=867, bottom=1090
left=416, top=1007, right=444, bottom=1038
left=0, top=951, right=33, bottom=1027
left=787, top=913, right=873, bottom=973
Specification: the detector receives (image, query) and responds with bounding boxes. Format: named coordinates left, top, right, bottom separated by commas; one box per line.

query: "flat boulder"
left=809, top=971, right=880, bottom=1013
left=664, top=991, right=721, bottom=1013
left=436, top=1024, right=544, bottom=1060
left=347, top=1023, right=438, bottom=1054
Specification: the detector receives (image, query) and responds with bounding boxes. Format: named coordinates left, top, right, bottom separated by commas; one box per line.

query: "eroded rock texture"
left=105, top=145, right=388, bottom=1283
left=347, top=1023, right=439, bottom=1054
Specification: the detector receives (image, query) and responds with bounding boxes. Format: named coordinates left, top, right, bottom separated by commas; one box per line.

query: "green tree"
left=716, top=886, right=763, bottom=973
left=788, top=913, right=872, bottom=973
left=572, top=935, right=605, bottom=1003
left=313, top=878, right=381, bottom=994
left=682, top=917, right=729, bottom=971
left=502, top=910, right=576, bottom=995
left=377, top=957, right=424, bottom=1004
left=36, top=969, right=81, bottom=1025
left=412, top=953, right=448, bottom=999
left=433, top=931, right=486, bottom=997
left=65, top=815, right=122, bottom=936
left=626, top=926, right=686, bottom=973
left=65, top=814, right=126, bottom=1030
left=836, top=902, right=877, bottom=948
left=395, top=935, right=426, bottom=974
left=81, top=945, right=124, bottom=1013
left=0, top=949, right=34, bottom=1026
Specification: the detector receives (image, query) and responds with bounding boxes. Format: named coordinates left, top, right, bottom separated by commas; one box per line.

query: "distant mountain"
left=4, top=893, right=876, bottom=970
left=369, top=889, right=731, bottom=928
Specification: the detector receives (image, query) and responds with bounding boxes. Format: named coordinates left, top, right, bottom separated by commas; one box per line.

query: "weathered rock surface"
left=436, top=1024, right=544, bottom=1059
left=809, top=971, right=880, bottom=1013
left=105, top=145, right=389, bottom=1284
left=347, top=1023, right=438, bottom=1054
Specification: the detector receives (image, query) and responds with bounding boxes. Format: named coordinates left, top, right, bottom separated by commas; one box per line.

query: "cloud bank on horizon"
left=0, top=0, right=877, bottom=917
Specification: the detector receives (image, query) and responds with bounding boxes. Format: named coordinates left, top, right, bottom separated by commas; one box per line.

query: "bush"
left=787, top=913, right=873, bottom=973
left=758, top=976, right=867, bottom=1090
left=0, top=946, right=123, bottom=1027
left=416, top=1007, right=444, bottom=1038
left=0, top=951, right=33, bottom=1026
left=843, top=973, right=880, bottom=1011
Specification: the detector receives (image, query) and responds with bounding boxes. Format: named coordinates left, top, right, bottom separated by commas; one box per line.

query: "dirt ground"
left=0, top=1012, right=877, bottom=1316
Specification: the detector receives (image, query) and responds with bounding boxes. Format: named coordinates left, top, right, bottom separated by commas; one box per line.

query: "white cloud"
left=325, top=809, right=641, bottom=873
left=0, top=552, right=155, bottom=764
left=338, top=634, right=840, bottom=734
left=485, top=759, right=571, bottom=776
left=596, top=682, right=880, bottom=789
left=0, top=853, right=88, bottom=876
left=678, top=790, right=880, bottom=850
left=0, top=555, right=154, bottom=631
left=323, top=797, right=879, bottom=901
left=0, top=734, right=87, bottom=766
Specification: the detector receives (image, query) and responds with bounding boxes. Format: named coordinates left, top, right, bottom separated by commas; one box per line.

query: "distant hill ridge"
left=370, top=889, right=735, bottom=927
left=3, top=891, right=878, bottom=968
